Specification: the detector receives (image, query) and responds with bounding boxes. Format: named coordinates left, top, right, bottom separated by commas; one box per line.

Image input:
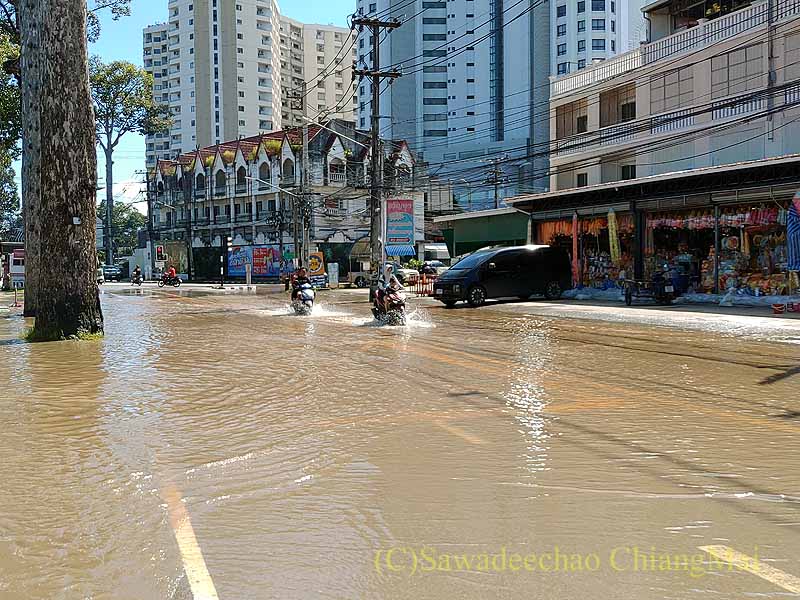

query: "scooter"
left=291, top=282, right=315, bottom=315
left=372, top=286, right=407, bottom=326
left=158, top=273, right=182, bottom=288
left=651, top=265, right=675, bottom=305
left=131, top=275, right=143, bottom=287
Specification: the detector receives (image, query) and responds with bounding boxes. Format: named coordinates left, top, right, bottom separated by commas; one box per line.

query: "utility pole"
left=301, top=82, right=311, bottom=267
left=767, top=0, right=776, bottom=140
left=484, top=156, right=507, bottom=209
left=352, top=15, right=401, bottom=277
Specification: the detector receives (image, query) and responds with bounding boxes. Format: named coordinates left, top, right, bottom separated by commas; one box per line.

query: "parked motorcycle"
left=651, top=264, right=675, bottom=305
left=372, top=286, right=407, bottom=326
left=291, top=282, right=315, bottom=315
left=158, top=274, right=182, bottom=288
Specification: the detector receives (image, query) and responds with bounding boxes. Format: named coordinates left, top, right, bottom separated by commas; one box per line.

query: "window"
left=423, top=98, right=447, bottom=105
left=611, top=20, right=615, bottom=32
left=578, top=20, right=586, bottom=32
left=557, top=62, right=569, bottom=75
left=424, top=130, right=448, bottom=137
left=611, top=0, right=615, bottom=12
left=578, top=59, right=586, bottom=69
left=711, top=44, right=763, bottom=99
left=577, top=173, right=588, bottom=187
left=578, top=1, right=586, bottom=12
left=591, top=0, right=605, bottom=10
left=557, top=24, right=567, bottom=36
left=556, top=4, right=567, bottom=17
left=600, top=83, right=636, bottom=126
left=592, top=18, right=605, bottom=30
left=423, top=81, right=447, bottom=88
left=578, top=39, right=586, bottom=52
left=611, top=40, right=615, bottom=51
left=557, top=43, right=567, bottom=56
left=423, top=17, right=447, bottom=24
left=592, top=38, right=606, bottom=50
left=423, top=33, right=447, bottom=41
left=650, top=67, right=694, bottom=113
left=621, top=164, right=636, bottom=180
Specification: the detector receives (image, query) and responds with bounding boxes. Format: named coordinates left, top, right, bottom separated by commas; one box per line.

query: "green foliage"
left=0, top=151, right=19, bottom=238
left=97, top=199, right=146, bottom=257
left=90, top=57, right=171, bottom=151
left=405, top=258, right=423, bottom=271
left=264, top=139, right=282, bottom=156
left=23, top=326, right=104, bottom=343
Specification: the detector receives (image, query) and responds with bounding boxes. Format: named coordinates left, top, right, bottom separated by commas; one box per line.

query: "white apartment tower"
left=355, top=0, right=551, bottom=202
left=551, top=0, right=647, bottom=77
left=144, top=0, right=356, bottom=168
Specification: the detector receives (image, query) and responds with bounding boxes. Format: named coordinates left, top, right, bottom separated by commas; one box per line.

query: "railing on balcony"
left=194, top=188, right=206, bottom=199
left=214, top=187, right=227, bottom=197
left=712, top=93, right=766, bottom=120
left=599, top=122, right=636, bottom=146
left=215, top=215, right=230, bottom=224
left=786, top=82, right=800, bottom=104
left=280, top=177, right=295, bottom=187
left=323, top=206, right=347, bottom=217
left=235, top=213, right=253, bottom=223
left=551, top=0, right=800, bottom=97
left=650, top=108, right=696, bottom=134
left=194, top=217, right=210, bottom=226
left=328, top=171, right=346, bottom=184
left=235, top=183, right=248, bottom=194
left=553, top=131, right=596, bottom=156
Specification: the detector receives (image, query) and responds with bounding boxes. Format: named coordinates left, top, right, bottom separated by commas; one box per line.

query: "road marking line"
left=699, top=545, right=800, bottom=594
left=163, top=485, right=220, bottom=600
left=434, top=421, right=486, bottom=445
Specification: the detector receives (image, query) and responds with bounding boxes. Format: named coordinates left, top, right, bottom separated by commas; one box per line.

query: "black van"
left=433, top=245, right=572, bottom=307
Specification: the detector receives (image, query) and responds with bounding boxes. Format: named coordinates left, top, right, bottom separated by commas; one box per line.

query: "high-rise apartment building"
left=144, top=0, right=357, bottom=168
left=551, top=0, right=646, bottom=77
left=355, top=0, right=551, bottom=205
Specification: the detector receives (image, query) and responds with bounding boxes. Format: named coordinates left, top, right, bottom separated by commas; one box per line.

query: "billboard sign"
left=228, top=245, right=294, bottom=277
left=386, top=198, right=415, bottom=244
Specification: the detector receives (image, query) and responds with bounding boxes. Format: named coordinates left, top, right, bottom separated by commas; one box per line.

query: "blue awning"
left=385, top=245, right=416, bottom=257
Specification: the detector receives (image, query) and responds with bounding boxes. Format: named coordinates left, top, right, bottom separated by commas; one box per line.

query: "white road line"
left=699, top=545, right=800, bottom=594
left=163, top=485, right=220, bottom=600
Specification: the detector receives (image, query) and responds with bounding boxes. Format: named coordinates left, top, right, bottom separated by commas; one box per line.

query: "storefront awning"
left=385, top=245, right=416, bottom=257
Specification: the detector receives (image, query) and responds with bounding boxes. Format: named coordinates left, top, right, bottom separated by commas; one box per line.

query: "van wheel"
left=544, top=281, right=562, bottom=300
left=467, top=285, right=487, bottom=307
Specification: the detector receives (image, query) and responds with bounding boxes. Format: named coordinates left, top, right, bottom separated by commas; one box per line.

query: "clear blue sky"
left=14, top=0, right=354, bottom=208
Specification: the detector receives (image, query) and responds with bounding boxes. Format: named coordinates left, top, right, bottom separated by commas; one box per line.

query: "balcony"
left=235, top=183, right=248, bottom=195
left=214, top=187, right=227, bottom=197
left=323, top=206, right=347, bottom=217
left=194, top=188, right=206, bottom=199
left=551, top=0, right=800, bottom=98
left=328, top=171, right=346, bottom=185
left=214, top=215, right=230, bottom=224
left=650, top=108, right=696, bottom=134
left=235, top=213, right=253, bottom=223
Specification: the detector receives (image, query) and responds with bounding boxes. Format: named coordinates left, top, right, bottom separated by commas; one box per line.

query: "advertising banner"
left=228, top=245, right=295, bottom=278
left=228, top=246, right=252, bottom=277
left=308, top=252, right=326, bottom=276
left=386, top=198, right=415, bottom=244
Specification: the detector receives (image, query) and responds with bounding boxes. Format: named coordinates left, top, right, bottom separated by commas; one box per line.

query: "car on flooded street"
left=433, top=245, right=572, bottom=307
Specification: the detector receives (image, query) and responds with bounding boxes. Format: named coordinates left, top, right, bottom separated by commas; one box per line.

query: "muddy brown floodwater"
left=1, top=286, right=799, bottom=599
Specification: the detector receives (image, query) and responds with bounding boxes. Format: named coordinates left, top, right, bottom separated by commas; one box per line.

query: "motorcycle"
left=158, top=273, right=182, bottom=288
left=291, top=282, right=315, bottom=315
left=651, top=264, right=675, bottom=305
left=131, top=275, right=143, bottom=287
left=372, top=286, right=407, bottom=326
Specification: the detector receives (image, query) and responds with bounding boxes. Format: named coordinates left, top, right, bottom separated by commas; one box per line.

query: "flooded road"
left=2, top=287, right=800, bottom=599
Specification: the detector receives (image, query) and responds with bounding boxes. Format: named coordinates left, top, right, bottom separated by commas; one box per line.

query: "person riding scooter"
left=377, top=264, right=403, bottom=314
left=131, top=265, right=142, bottom=284
left=291, top=266, right=311, bottom=301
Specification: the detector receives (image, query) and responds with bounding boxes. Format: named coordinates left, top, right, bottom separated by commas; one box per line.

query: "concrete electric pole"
left=352, top=14, right=401, bottom=277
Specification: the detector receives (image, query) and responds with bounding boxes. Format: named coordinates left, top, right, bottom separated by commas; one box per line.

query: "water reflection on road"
left=1, top=287, right=799, bottom=599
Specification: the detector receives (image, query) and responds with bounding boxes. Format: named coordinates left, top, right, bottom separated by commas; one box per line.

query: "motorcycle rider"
left=131, top=265, right=142, bottom=283
left=291, top=266, right=311, bottom=301
left=377, top=263, right=403, bottom=314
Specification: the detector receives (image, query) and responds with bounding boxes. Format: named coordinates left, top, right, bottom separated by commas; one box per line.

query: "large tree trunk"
left=19, top=0, right=38, bottom=318
left=104, top=146, right=114, bottom=265
left=19, top=0, right=103, bottom=340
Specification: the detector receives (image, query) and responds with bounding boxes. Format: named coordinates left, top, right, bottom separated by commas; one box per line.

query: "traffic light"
left=155, top=245, right=165, bottom=261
